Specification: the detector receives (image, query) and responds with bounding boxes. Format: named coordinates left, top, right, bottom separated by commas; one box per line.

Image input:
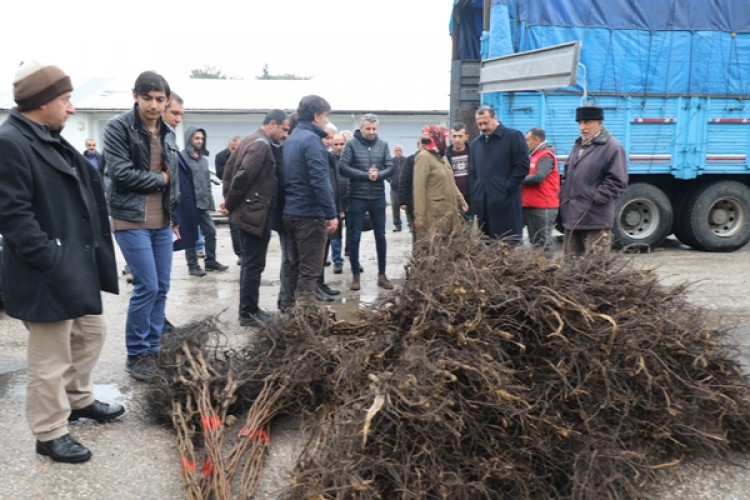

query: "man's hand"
left=326, top=218, right=339, bottom=235
left=162, top=171, right=170, bottom=186
left=368, top=165, right=379, bottom=181
left=172, top=224, right=181, bottom=241
left=414, top=218, right=424, bottom=229
left=219, top=202, right=229, bottom=216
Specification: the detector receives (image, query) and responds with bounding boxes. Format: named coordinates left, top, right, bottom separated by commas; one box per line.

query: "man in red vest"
left=521, top=128, right=560, bottom=252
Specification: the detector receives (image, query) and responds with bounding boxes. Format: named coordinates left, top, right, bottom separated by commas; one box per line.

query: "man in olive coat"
left=469, top=106, right=530, bottom=243
left=0, top=62, right=123, bottom=463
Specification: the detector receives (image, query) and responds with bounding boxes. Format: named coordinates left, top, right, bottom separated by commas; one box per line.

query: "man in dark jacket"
left=223, top=109, right=290, bottom=325
left=82, top=138, right=105, bottom=176
left=389, top=144, right=405, bottom=232
left=215, top=135, right=243, bottom=262
left=338, top=113, right=395, bottom=291
left=398, top=139, right=426, bottom=244
left=559, top=106, right=628, bottom=256
left=282, top=95, right=338, bottom=307
left=469, top=106, right=530, bottom=243
left=0, top=62, right=123, bottom=463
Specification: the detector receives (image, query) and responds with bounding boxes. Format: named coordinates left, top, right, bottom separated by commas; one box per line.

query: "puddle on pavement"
left=0, top=369, right=132, bottom=404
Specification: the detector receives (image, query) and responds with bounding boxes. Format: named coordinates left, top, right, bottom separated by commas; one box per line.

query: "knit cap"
left=13, top=61, right=72, bottom=111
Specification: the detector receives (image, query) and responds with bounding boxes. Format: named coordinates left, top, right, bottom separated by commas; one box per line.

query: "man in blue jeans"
left=339, top=113, right=394, bottom=291
left=103, top=71, right=180, bottom=382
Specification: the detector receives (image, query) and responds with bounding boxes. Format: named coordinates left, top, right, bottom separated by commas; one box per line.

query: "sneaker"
left=205, top=261, right=229, bottom=272
left=189, top=266, right=207, bottom=277
left=239, top=309, right=272, bottom=327
left=333, top=262, right=343, bottom=274
left=319, top=283, right=340, bottom=296
left=315, top=286, right=335, bottom=302
left=125, top=354, right=157, bottom=382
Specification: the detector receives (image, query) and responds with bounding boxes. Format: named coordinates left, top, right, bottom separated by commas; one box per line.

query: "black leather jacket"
left=103, top=105, right=180, bottom=222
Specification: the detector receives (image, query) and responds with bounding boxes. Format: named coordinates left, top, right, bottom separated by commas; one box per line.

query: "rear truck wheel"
left=687, top=181, right=750, bottom=252
left=613, top=183, right=673, bottom=250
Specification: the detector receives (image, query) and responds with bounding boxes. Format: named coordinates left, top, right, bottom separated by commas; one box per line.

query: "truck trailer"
left=450, top=0, right=750, bottom=251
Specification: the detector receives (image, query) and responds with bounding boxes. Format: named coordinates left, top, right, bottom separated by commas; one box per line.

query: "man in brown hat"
left=0, top=62, right=124, bottom=463
left=558, top=105, right=628, bottom=256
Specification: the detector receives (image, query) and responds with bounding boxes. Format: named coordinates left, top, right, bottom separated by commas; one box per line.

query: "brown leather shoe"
left=378, top=274, right=394, bottom=290
left=350, top=274, right=361, bottom=291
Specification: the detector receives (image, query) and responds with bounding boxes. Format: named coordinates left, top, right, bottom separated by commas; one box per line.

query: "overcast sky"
left=1, top=0, right=455, bottom=95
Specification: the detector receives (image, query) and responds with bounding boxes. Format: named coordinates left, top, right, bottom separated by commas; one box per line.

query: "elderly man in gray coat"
left=559, top=105, right=628, bottom=256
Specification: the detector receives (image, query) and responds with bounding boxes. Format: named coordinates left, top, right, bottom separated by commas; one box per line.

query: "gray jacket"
left=183, top=126, right=214, bottom=211
left=338, top=129, right=393, bottom=200
left=103, top=105, right=180, bottom=222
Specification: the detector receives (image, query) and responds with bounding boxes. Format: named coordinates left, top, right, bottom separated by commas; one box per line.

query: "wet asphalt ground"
left=1, top=220, right=750, bottom=499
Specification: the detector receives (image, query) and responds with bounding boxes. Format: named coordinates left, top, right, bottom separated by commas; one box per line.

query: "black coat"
left=0, top=109, right=118, bottom=321
left=173, top=153, right=199, bottom=251
left=469, top=123, right=530, bottom=239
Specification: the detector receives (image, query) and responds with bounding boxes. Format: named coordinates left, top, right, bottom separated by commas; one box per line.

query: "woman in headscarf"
left=412, top=125, right=468, bottom=242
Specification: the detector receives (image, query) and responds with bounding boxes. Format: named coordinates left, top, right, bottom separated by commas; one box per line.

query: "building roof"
left=0, top=76, right=450, bottom=114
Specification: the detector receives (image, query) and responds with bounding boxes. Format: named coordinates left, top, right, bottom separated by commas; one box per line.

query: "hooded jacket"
left=183, top=126, right=214, bottom=211
left=338, top=129, right=394, bottom=200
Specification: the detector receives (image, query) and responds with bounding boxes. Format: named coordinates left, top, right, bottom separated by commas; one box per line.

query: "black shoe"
left=333, top=262, right=343, bottom=274
left=188, top=266, right=207, bottom=277
left=205, top=261, right=229, bottom=272
left=393, top=226, right=402, bottom=232
left=164, top=318, right=175, bottom=334
left=69, top=400, right=125, bottom=423
left=239, top=309, right=272, bottom=327
left=319, top=283, right=340, bottom=296
left=36, top=434, right=91, bottom=463
left=125, top=354, right=157, bottom=382
left=359, top=265, right=364, bottom=273
left=315, top=287, right=335, bottom=302
left=324, top=260, right=331, bottom=266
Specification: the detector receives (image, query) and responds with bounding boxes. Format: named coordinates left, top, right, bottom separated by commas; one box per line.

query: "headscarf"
left=421, top=125, right=449, bottom=157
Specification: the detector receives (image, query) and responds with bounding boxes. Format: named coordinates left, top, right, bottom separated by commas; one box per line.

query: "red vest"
left=522, top=147, right=560, bottom=208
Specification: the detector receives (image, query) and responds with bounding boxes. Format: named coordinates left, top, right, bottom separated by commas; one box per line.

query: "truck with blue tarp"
left=450, top=0, right=750, bottom=251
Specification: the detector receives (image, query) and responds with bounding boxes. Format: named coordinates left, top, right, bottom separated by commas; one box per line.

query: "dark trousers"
left=229, top=220, right=243, bottom=258
left=276, top=231, right=294, bottom=310
left=185, top=209, right=218, bottom=267
left=239, top=224, right=271, bottom=319
left=348, top=197, right=387, bottom=275
left=390, top=189, right=402, bottom=229
left=283, top=215, right=328, bottom=306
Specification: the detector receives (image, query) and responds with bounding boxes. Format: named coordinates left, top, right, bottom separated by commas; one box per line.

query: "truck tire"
left=686, top=181, right=750, bottom=252
left=672, top=186, right=701, bottom=248
left=613, top=183, right=673, bottom=250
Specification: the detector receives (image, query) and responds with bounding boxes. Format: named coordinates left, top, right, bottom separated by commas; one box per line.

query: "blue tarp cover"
left=483, top=0, right=750, bottom=95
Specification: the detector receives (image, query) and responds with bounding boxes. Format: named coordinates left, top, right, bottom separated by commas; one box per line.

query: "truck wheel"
left=672, top=186, right=701, bottom=248
left=687, top=181, right=750, bottom=252
left=613, top=183, right=673, bottom=250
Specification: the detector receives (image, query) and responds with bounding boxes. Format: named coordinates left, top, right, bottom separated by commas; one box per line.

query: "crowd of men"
left=0, top=61, right=627, bottom=464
